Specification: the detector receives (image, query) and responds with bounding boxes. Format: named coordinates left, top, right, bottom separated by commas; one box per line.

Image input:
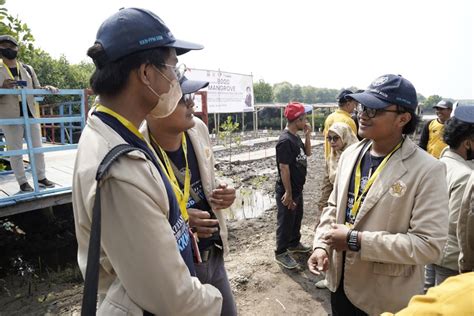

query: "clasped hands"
left=188, top=183, right=236, bottom=238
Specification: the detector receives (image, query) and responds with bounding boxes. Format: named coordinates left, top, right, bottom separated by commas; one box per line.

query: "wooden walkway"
left=0, top=146, right=76, bottom=217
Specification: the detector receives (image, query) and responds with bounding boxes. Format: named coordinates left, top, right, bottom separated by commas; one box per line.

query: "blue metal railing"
left=0, top=88, right=86, bottom=206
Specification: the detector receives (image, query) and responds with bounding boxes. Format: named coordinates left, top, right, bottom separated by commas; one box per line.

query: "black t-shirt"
left=345, top=147, right=385, bottom=225
left=275, top=130, right=308, bottom=198
left=165, top=133, right=221, bottom=251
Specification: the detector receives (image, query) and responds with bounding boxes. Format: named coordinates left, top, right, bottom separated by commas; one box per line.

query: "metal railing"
left=0, top=88, right=86, bottom=206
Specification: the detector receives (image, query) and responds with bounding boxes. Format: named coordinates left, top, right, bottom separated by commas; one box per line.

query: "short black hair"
left=399, top=106, right=419, bottom=135
left=443, top=117, right=474, bottom=148
left=87, top=43, right=170, bottom=96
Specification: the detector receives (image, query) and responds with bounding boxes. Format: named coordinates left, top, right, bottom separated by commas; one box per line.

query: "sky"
left=6, top=0, right=474, bottom=100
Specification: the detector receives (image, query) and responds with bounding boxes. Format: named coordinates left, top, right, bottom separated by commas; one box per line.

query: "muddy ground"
left=0, top=137, right=330, bottom=316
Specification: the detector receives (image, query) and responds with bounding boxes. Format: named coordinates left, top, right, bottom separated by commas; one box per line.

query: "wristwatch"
left=347, top=229, right=360, bottom=251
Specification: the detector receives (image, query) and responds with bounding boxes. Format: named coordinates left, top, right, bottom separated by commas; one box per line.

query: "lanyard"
left=2, top=61, right=20, bottom=80
left=150, top=133, right=191, bottom=222
left=349, top=139, right=404, bottom=222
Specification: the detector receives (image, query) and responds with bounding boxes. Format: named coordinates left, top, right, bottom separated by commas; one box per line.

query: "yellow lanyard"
left=3, top=61, right=21, bottom=101
left=150, top=133, right=191, bottom=222
left=349, top=139, right=404, bottom=223
left=2, top=60, right=20, bottom=80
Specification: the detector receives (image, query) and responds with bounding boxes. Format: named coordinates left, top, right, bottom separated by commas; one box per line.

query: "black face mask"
left=0, top=48, right=18, bottom=60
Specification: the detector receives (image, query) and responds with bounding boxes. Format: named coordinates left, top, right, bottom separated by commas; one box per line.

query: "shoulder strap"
left=21, top=63, right=34, bottom=79
left=81, top=144, right=152, bottom=316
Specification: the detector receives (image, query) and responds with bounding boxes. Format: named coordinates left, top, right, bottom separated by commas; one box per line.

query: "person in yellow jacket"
left=323, top=89, right=358, bottom=161
left=418, top=99, right=452, bottom=158
left=381, top=272, right=474, bottom=316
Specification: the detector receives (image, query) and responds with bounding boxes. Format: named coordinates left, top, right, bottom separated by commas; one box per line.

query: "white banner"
left=186, top=68, right=253, bottom=113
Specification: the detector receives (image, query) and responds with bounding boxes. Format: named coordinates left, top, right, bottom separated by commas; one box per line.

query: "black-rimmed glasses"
left=357, top=104, right=405, bottom=118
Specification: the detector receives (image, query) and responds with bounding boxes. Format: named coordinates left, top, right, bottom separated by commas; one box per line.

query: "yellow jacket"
left=381, top=272, right=474, bottom=316
left=314, top=137, right=448, bottom=315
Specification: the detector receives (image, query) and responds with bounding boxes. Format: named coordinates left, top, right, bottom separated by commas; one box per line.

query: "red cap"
left=284, top=102, right=306, bottom=121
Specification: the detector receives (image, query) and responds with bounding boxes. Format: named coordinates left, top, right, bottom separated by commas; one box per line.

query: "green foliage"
left=219, top=116, right=240, bottom=164
left=421, top=95, right=443, bottom=112
left=0, top=1, right=94, bottom=102
left=273, top=82, right=293, bottom=103
left=253, top=80, right=273, bottom=103
left=0, top=1, right=35, bottom=61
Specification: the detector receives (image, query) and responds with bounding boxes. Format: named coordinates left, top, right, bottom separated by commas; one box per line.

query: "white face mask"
left=147, top=66, right=183, bottom=119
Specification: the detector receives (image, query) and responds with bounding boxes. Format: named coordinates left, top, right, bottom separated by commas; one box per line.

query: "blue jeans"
left=424, top=264, right=458, bottom=292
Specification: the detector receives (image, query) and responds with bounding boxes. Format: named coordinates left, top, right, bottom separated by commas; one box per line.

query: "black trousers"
left=330, top=258, right=367, bottom=316
left=275, top=190, right=303, bottom=255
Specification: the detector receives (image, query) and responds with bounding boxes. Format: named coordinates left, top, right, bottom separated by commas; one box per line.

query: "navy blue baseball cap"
left=336, top=89, right=354, bottom=102
left=180, top=76, right=209, bottom=94
left=348, top=74, right=418, bottom=110
left=454, top=105, right=474, bottom=123
left=93, top=8, right=203, bottom=65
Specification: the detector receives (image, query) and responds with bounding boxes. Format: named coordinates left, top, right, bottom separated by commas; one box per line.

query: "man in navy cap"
left=274, top=102, right=313, bottom=269
left=142, top=76, right=238, bottom=315
left=419, top=99, right=453, bottom=159
left=72, top=8, right=222, bottom=315
left=308, top=74, right=448, bottom=315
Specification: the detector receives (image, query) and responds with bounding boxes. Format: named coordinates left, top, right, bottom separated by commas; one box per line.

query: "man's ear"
left=137, top=63, right=152, bottom=86
left=398, top=112, right=412, bottom=127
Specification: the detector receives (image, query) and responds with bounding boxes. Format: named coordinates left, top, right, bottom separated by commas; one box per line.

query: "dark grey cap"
left=433, top=100, right=453, bottom=109
left=454, top=105, right=474, bottom=123
left=0, top=35, right=18, bottom=46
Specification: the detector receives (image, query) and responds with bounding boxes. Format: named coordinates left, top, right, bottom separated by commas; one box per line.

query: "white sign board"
left=186, top=68, right=253, bottom=113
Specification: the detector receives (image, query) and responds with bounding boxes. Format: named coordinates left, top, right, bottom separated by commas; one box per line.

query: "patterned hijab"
left=327, top=122, right=359, bottom=184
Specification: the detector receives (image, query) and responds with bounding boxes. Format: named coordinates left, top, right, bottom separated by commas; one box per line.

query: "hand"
left=187, top=208, right=219, bottom=238
left=1, top=79, right=17, bottom=89
left=308, top=248, right=329, bottom=275
left=281, top=192, right=297, bottom=210
left=43, top=85, right=59, bottom=93
left=210, top=183, right=236, bottom=210
left=304, top=123, right=311, bottom=136
left=323, top=223, right=349, bottom=251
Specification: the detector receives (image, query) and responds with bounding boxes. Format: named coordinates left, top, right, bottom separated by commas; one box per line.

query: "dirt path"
left=0, top=142, right=330, bottom=315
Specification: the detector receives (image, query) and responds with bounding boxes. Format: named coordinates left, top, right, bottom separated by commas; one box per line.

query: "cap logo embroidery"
left=389, top=180, right=407, bottom=197
left=139, top=35, right=164, bottom=46
left=372, top=76, right=388, bottom=87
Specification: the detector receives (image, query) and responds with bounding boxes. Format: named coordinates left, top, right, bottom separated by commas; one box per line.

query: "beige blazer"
left=72, top=110, right=222, bottom=315
left=140, top=117, right=230, bottom=256
left=439, top=148, right=473, bottom=270
left=314, top=137, right=448, bottom=315
left=0, top=59, right=41, bottom=118
left=458, top=171, right=474, bottom=272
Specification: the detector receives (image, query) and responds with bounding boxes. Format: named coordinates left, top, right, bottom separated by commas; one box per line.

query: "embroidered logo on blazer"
left=389, top=180, right=407, bottom=197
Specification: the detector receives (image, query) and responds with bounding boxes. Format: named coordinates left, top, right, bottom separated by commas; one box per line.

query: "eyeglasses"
left=158, top=63, right=187, bottom=81
left=357, top=104, right=405, bottom=118
left=181, top=93, right=195, bottom=107
left=326, top=135, right=340, bottom=143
